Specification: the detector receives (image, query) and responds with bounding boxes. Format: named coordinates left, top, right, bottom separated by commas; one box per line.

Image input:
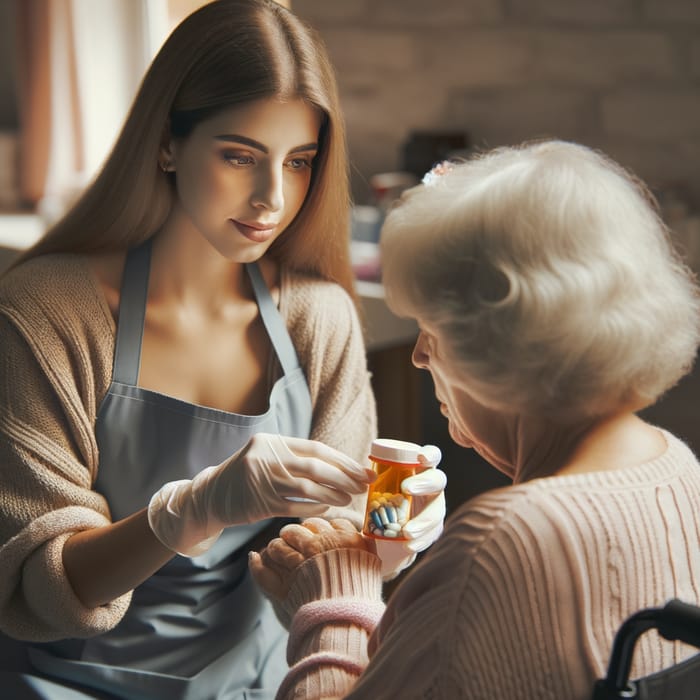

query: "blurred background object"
left=368, top=170, right=419, bottom=212
left=401, top=129, right=470, bottom=180
left=0, top=131, right=20, bottom=211
left=350, top=205, right=383, bottom=245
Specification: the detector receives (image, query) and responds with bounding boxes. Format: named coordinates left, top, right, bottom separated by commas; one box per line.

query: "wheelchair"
left=592, top=598, right=700, bottom=699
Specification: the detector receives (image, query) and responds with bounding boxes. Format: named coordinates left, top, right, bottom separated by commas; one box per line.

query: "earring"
left=159, top=160, right=173, bottom=172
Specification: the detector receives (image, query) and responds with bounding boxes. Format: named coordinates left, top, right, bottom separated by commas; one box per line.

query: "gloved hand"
left=365, top=444, right=447, bottom=580
left=148, top=433, right=374, bottom=557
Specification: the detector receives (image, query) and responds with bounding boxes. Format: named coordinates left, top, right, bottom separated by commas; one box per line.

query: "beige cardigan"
left=0, top=253, right=377, bottom=642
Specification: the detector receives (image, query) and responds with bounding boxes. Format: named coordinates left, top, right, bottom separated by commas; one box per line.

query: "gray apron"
left=23, top=239, right=313, bottom=699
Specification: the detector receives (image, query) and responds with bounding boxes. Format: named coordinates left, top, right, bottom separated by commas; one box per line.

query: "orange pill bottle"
left=362, top=438, right=425, bottom=541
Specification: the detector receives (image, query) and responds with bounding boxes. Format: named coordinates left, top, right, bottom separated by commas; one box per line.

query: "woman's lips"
left=231, top=219, right=277, bottom=243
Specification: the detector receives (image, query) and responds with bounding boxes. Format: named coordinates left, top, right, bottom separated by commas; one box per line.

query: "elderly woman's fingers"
left=279, top=519, right=369, bottom=557
left=278, top=523, right=328, bottom=556
left=249, top=550, right=287, bottom=600
left=327, top=517, right=362, bottom=533
left=295, top=517, right=336, bottom=534
left=264, top=535, right=307, bottom=569
left=293, top=517, right=362, bottom=537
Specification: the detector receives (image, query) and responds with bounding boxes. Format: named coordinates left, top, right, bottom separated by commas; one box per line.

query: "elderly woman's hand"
left=249, top=517, right=370, bottom=602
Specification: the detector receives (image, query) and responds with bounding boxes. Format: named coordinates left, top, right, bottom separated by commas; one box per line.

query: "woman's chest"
left=137, top=310, right=274, bottom=415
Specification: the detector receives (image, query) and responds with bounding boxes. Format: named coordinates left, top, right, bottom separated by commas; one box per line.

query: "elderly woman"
left=250, top=140, right=700, bottom=699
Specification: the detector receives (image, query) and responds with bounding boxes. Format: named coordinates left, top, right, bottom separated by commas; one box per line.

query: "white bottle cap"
left=370, top=438, right=422, bottom=464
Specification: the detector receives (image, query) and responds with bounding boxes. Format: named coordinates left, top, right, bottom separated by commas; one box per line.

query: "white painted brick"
left=592, top=136, right=700, bottom=202
left=295, top=0, right=503, bottom=27
left=346, top=128, right=407, bottom=201
left=349, top=130, right=404, bottom=176
left=509, top=0, right=640, bottom=24
left=339, top=81, right=453, bottom=196
left=532, top=31, right=676, bottom=85
left=291, top=2, right=700, bottom=211
left=340, top=81, right=449, bottom=133
left=691, top=39, right=700, bottom=77
left=602, top=90, right=700, bottom=140
left=418, top=31, right=537, bottom=87
left=644, top=0, right=700, bottom=23
left=340, top=83, right=471, bottom=200
left=292, top=0, right=372, bottom=23
left=445, top=88, right=595, bottom=146
left=369, top=0, right=503, bottom=26
left=417, top=29, right=675, bottom=88
left=315, top=28, right=421, bottom=75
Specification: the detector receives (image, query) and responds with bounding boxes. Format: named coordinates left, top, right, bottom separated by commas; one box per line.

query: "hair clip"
left=422, top=160, right=455, bottom=186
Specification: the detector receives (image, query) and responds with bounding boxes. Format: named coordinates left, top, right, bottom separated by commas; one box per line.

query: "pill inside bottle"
left=362, top=438, right=426, bottom=540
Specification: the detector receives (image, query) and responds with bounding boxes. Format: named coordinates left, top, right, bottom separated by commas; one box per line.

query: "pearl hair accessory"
left=421, top=160, right=454, bottom=186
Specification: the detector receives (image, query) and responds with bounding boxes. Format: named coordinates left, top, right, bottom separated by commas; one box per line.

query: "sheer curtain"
left=17, top=0, right=291, bottom=226
left=17, top=0, right=170, bottom=224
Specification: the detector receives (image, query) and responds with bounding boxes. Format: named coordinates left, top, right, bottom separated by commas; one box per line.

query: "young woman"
left=251, top=140, right=700, bottom=699
left=0, top=1, right=446, bottom=697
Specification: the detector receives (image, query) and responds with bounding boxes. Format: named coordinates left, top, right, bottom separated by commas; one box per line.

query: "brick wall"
left=293, top=0, right=700, bottom=212
left=294, top=0, right=700, bottom=502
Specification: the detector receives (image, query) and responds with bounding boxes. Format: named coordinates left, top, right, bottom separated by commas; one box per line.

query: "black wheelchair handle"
left=659, top=598, right=700, bottom=648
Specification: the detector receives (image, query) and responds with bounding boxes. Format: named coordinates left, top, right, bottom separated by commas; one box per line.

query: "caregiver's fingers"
left=403, top=492, right=446, bottom=538
left=416, top=444, right=442, bottom=469
left=401, top=467, right=447, bottom=496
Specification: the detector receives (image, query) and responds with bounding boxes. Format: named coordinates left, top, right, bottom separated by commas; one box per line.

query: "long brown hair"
left=13, top=0, right=354, bottom=295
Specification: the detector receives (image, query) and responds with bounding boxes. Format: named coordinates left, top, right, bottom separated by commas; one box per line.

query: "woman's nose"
left=251, top=166, right=283, bottom=212
left=412, top=332, right=430, bottom=369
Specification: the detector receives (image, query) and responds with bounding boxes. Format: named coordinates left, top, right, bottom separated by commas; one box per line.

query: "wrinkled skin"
left=249, top=517, right=370, bottom=601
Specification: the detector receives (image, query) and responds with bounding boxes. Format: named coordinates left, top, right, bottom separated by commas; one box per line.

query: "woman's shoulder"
left=435, top=481, right=580, bottom=565
left=280, top=266, right=359, bottom=333
left=442, top=435, right=700, bottom=556
left=0, top=252, right=114, bottom=341
left=1, top=252, right=96, bottom=304
left=281, top=266, right=355, bottom=304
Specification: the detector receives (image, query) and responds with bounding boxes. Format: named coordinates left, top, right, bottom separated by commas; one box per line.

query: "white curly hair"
left=381, top=139, right=700, bottom=421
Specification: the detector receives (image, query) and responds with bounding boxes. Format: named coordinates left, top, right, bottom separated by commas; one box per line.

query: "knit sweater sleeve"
left=281, top=271, right=377, bottom=528
left=276, top=517, right=488, bottom=700
left=0, top=256, right=132, bottom=641
left=276, top=548, right=385, bottom=700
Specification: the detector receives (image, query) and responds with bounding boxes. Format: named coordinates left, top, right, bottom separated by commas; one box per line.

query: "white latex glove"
left=366, top=444, right=447, bottom=580
left=148, top=433, right=373, bottom=557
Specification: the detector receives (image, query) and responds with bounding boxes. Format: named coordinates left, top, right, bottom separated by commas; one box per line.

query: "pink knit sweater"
left=278, top=430, right=700, bottom=699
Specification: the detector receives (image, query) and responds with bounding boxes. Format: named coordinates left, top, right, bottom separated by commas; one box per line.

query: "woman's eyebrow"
left=290, top=142, right=319, bottom=154
left=215, top=134, right=318, bottom=154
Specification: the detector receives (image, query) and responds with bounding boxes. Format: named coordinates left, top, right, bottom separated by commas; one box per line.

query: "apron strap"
left=245, top=262, right=301, bottom=376
left=112, top=242, right=300, bottom=384
left=112, top=239, right=151, bottom=385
